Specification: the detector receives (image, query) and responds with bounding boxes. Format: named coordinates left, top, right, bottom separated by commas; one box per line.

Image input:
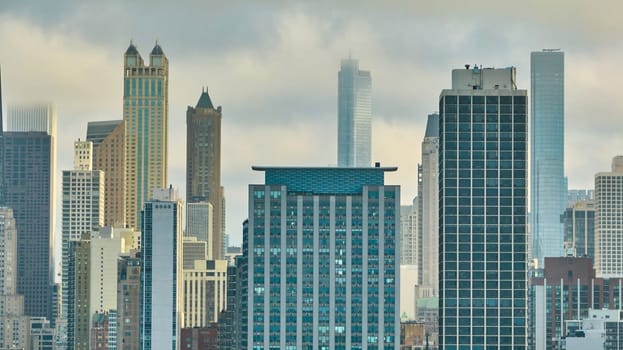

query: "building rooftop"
left=125, top=42, right=139, bottom=56
left=195, top=89, right=214, bottom=109
left=151, top=42, right=164, bottom=56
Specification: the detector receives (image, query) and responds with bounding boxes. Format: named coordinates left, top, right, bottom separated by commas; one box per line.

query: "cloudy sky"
left=1, top=1, right=623, bottom=246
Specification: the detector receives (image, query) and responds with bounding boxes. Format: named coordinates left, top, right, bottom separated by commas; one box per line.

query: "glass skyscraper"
left=337, top=58, right=372, bottom=168
left=530, top=50, right=565, bottom=265
left=246, top=167, right=400, bottom=349
left=439, top=66, right=528, bottom=349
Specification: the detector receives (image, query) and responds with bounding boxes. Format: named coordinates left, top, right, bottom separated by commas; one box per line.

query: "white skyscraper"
left=337, top=58, right=372, bottom=167
left=61, top=140, right=104, bottom=320
left=400, top=200, right=418, bottom=266
left=140, top=187, right=182, bottom=350
left=595, top=156, right=623, bottom=277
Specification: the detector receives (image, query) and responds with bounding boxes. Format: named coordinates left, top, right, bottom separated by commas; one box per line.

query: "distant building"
left=87, top=120, right=126, bottom=227
left=400, top=201, right=417, bottom=265
left=400, top=265, right=418, bottom=321
left=3, top=104, right=56, bottom=319
left=530, top=49, right=566, bottom=265
left=439, top=66, right=528, bottom=349
left=117, top=254, right=140, bottom=350
left=179, top=325, right=218, bottom=350
left=595, top=156, right=623, bottom=277
left=186, top=202, right=213, bottom=255
left=186, top=89, right=225, bottom=259
left=567, top=189, right=594, bottom=208
left=562, top=309, right=623, bottom=350
left=30, top=317, right=56, bottom=350
left=140, top=187, right=182, bottom=350
left=67, top=234, right=91, bottom=350
left=337, top=58, right=372, bottom=167
left=563, top=200, right=595, bottom=258
left=123, top=42, right=169, bottom=230
left=246, top=166, right=400, bottom=348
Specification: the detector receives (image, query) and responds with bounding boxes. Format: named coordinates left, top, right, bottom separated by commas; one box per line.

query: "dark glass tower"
left=439, top=67, right=528, bottom=349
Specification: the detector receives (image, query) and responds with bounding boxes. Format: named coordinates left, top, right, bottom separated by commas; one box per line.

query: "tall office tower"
left=418, top=113, right=439, bottom=297
left=247, top=166, right=400, bottom=349
left=186, top=202, right=213, bottom=255
left=400, top=199, right=417, bottom=265
left=3, top=104, right=56, bottom=318
left=87, top=120, right=126, bottom=227
left=438, top=66, right=528, bottom=349
left=186, top=89, right=224, bottom=259
left=89, top=232, right=124, bottom=321
left=337, top=58, right=372, bottom=167
left=117, top=254, right=140, bottom=350
left=123, top=42, right=169, bottom=230
left=140, top=187, right=182, bottom=350
left=563, top=200, right=595, bottom=258
left=67, top=234, right=91, bottom=350
left=61, top=140, right=104, bottom=321
left=595, top=156, right=623, bottom=277
left=530, top=50, right=565, bottom=266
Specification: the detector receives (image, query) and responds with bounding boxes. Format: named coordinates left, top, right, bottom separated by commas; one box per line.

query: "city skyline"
left=2, top=2, right=623, bottom=246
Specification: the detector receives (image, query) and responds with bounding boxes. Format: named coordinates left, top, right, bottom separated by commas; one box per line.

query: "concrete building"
left=30, top=317, right=56, bottom=350
left=438, top=66, right=528, bottom=349
left=400, top=265, right=418, bottom=321
left=186, top=201, right=213, bottom=255
left=61, top=140, right=104, bottom=321
left=123, top=42, right=169, bottom=230
left=89, top=232, right=124, bottom=321
left=140, top=187, right=182, bottom=350
left=186, top=89, right=224, bottom=259
left=563, top=200, right=595, bottom=258
left=563, top=309, right=623, bottom=350
left=90, top=310, right=117, bottom=350
left=595, top=156, right=623, bottom=277
left=337, top=58, right=372, bottom=167
left=418, top=113, right=439, bottom=298
left=87, top=120, right=126, bottom=227
left=530, top=49, right=566, bottom=266
left=117, top=254, right=140, bottom=350
left=2, top=104, right=56, bottom=319
left=180, top=325, right=218, bottom=350
left=400, top=200, right=417, bottom=266
left=246, top=166, right=400, bottom=349
left=181, top=259, right=227, bottom=327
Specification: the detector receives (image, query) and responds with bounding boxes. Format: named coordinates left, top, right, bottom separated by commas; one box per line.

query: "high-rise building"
left=418, top=113, right=439, bottom=297
left=181, top=258, right=227, bottom=327
left=117, top=254, right=140, bottom=350
left=530, top=49, right=566, bottom=265
left=67, top=234, right=91, bottom=350
left=186, top=89, right=224, bottom=259
left=438, top=66, right=528, bottom=349
left=61, top=140, right=104, bottom=321
left=567, top=189, right=594, bottom=208
left=246, top=166, right=400, bottom=348
left=140, top=187, right=182, bottom=350
left=123, top=42, right=168, bottom=230
left=337, top=58, right=372, bottom=167
left=400, top=200, right=417, bottom=266
left=2, top=104, right=56, bottom=319
left=186, top=201, right=213, bottom=255
left=89, top=232, right=124, bottom=320
left=87, top=120, right=126, bottom=227
left=595, top=156, right=623, bottom=277
left=563, top=200, right=595, bottom=258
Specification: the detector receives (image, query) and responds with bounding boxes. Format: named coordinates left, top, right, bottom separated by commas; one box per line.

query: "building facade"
left=247, top=166, right=400, bottom=349
left=117, top=254, right=140, bottom=350
left=530, top=50, right=566, bottom=265
left=2, top=104, right=56, bottom=319
left=337, top=58, right=372, bottom=168
left=595, top=156, right=623, bottom=277
left=400, top=201, right=417, bottom=266
left=438, top=66, right=528, bottom=349
left=563, top=200, right=595, bottom=258
left=186, top=202, right=213, bottom=256
left=140, top=188, right=182, bottom=350
left=123, top=42, right=169, bottom=230
left=418, top=113, right=439, bottom=298
left=87, top=120, right=126, bottom=227
left=186, top=89, right=224, bottom=259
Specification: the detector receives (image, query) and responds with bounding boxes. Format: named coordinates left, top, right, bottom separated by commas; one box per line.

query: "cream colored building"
left=123, top=42, right=169, bottom=230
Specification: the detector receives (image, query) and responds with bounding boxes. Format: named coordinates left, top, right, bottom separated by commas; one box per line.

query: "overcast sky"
left=2, top=1, right=623, bottom=246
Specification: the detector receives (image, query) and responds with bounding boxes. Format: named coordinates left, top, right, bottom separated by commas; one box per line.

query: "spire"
left=195, top=87, right=214, bottom=109
left=151, top=41, right=164, bottom=56
left=125, top=40, right=139, bottom=56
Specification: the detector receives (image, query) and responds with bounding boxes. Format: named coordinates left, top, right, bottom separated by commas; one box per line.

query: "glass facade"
left=247, top=167, right=399, bottom=349
left=562, top=202, right=595, bottom=258
left=530, top=50, right=565, bottom=265
left=439, top=82, right=528, bottom=349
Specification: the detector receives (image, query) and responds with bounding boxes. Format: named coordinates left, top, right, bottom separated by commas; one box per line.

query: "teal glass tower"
left=439, top=67, right=528, bottom=349
left=530, top=50, right=565, bottom=266
left=246, top=167, right=400, bottom=349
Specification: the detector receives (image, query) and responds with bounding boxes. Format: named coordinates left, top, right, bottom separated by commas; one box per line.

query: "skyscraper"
left=562, top=200, right=595, bottom=258
left=594, top=156, right=623, bottom=277
left=337, top=58, right=372, bottom=167
left=87, top=120, right=126, bottom=227
left=2, top=104, right=56, bottom=319
left=186, top=202, right=213, bottom=253
left=140, top=187, right=182, bottom=350
left=418, top=113, right=439, bottom=298
left=117, top=254, right=141, bottom=350
left=186, top=89, right=224, bottom=259
left=123, top=42, right=168, bottom=230
left=400, top=200, right=417, bottom=266
left=438, top=66, right=528, bottom=349
left=61, top=140, right=104, bottom=322
left=246, top=166, right=400, bottom=349
left=530, top=49, right=565, bottom=265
